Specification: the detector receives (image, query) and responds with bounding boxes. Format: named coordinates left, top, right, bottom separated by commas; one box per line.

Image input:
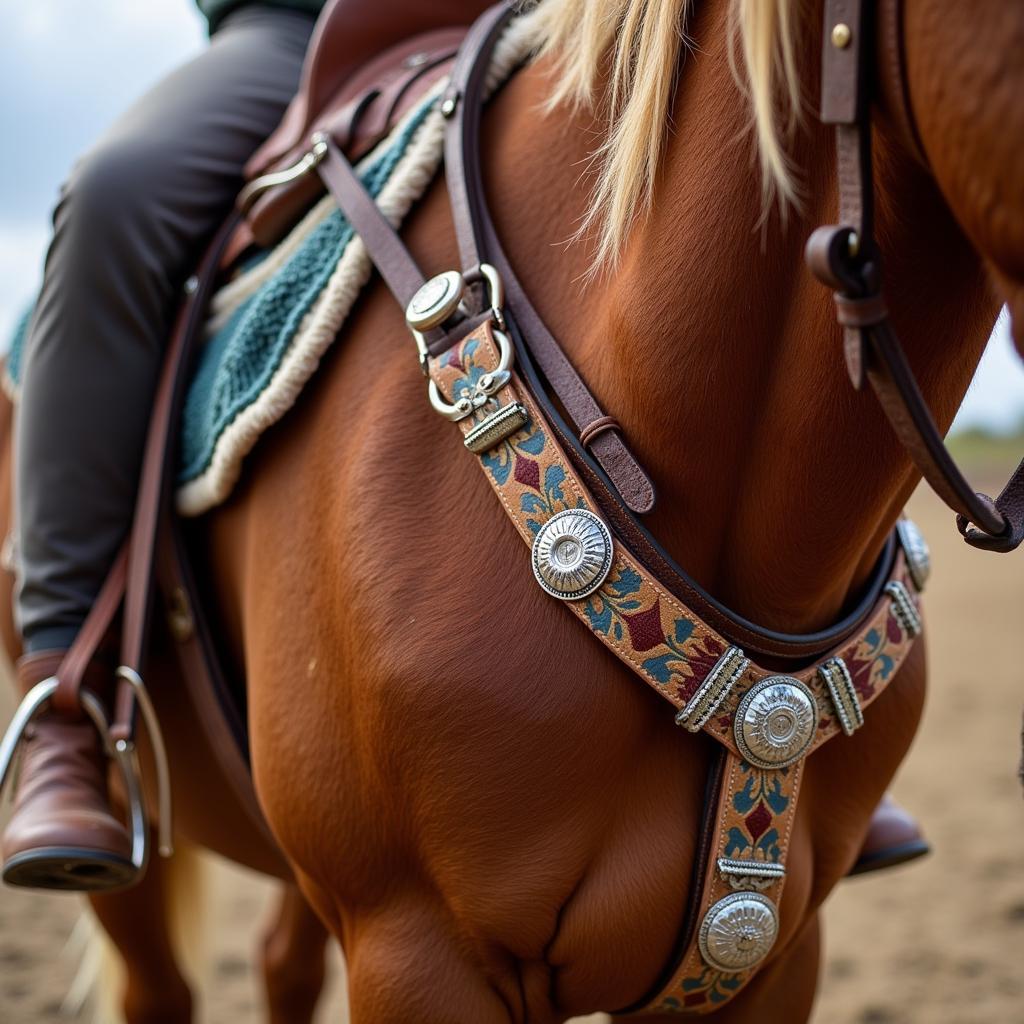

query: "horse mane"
left=517, top=0, right=802, bottom=267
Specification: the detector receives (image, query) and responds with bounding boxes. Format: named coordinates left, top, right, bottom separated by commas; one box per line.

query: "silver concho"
left=734, top=676, right=818, bottom=769
left=699, top=892, right=779, bottom=973
left=532, top=509, right=613, bottom=601
left=896, top=518, right=931, bottom=592
left=405, top=270, right=465, bottom=332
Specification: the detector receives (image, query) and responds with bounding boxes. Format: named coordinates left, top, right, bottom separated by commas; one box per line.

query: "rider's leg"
left=3, top=5, right=315, bottom=891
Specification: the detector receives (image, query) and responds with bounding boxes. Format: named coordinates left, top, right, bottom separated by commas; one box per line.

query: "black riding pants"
left=15, top=6, right=315, bottom=652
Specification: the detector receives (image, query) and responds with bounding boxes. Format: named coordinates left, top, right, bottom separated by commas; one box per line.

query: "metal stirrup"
left=0, top=675, right=174, bottom=874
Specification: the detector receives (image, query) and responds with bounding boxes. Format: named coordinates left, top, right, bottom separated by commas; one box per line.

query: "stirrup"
left=846, top=838, right=930, bottom=877
left=0, top=671, right=174, bottom=889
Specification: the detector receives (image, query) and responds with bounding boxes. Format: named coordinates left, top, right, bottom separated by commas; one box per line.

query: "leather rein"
left=806, top=0, right=1024, bottom=553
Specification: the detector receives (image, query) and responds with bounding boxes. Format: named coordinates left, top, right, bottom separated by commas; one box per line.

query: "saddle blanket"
left=5, top=23, right=529, bottom=517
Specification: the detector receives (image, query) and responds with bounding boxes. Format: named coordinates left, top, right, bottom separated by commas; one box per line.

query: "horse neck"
left=484, top=2, right=998, bottom=633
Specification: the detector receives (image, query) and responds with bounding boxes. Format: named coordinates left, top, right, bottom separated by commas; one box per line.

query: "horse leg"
left=343, top=907, right=513, bottom=1024
left=87, top=834, right=193, bottom=1024
left=259, top=883, right=329, bottom=1024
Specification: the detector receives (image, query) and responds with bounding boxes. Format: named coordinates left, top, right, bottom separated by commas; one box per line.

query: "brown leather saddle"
left=18, top=0, right=1021, bottom=885
left=222, top=0, right=489, bottom=263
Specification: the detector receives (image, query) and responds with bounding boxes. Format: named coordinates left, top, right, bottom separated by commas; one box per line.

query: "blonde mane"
left=516, top=0, right=801, bottom=268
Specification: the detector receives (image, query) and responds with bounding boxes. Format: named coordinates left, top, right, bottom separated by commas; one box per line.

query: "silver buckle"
left=408, top=262, right=506, bottom=377
left=236, top=132, right=331, bottom=214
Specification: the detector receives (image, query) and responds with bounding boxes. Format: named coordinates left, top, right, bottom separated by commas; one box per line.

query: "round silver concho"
left=896, top=517, right=930, bottom=592
left=734, top=676, right=818, bottom=769
left=405, top=270, right=465, bottom=332
left=531, top=509, right=613, bottom=601
left=699, top=892, right=779, bottom=973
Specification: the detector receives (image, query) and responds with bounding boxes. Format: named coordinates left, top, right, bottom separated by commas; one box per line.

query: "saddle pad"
left=176, top=87, right=443, bottom=515
left=4, top=21, right=531, bottom=517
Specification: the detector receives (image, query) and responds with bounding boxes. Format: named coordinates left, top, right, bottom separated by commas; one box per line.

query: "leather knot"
left=579, top=415, right=621, bottom=448
left=834, top=292, right=888, bottom=327
left=957, top=494, right=1021, bottom=553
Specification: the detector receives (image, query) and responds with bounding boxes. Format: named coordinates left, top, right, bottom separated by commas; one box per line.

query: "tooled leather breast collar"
left=307, top=2, right=937, bottom=1012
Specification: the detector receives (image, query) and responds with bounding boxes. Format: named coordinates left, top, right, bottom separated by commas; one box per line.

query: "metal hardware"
left=885, top=580, right=923, bottom=637
left=236, top=132, right=331, bottom=214
left=406, top=271, right=467, bottom=333
left=477, top=262, right=506, bottom=332
left=675, top=646, right=749, bottom=731
left=428, top=328, right=515, bottom=421
left=0, top=677, right=167, bottom=878
left=441, top=96, right=458, bottom=118
left=896, top=518, right=931, bottom=592
left=717, top=857, right=786, bottom=892
left=847, top=230, right=860, bottom=258
left=699, top=892, right=779, bottom=973
left=532, top=509, right=614, bottom=601
left=734, top=676, right=818, bottom=769
left=410, top=263, right=506, bottom=376
left=183, top=276, right=199, bottom=297
left=831, top=22, right=852, bottom=48
left=818, top=657, right=863, bottom=736
left=463, top=401, right=528, bottom=454
left=0, top=679, right=63, bottom=797
left=115, top=667, right=174, bottom=860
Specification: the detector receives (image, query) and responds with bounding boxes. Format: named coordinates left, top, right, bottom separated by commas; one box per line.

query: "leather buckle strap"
left=442, top=3, right=657, bottom=516
left=312, top=1, right=914, bottom=660
left=116, top=214, right=245, bottom=742
left=444, top=2, right=899, bottom=657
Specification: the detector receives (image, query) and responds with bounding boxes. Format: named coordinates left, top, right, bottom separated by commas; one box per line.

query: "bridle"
left=807, top=0, right=1024, bottom=553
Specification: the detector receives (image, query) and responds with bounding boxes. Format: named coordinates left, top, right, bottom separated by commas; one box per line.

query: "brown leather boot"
left=847, top=793, right=930, bottom=876
left=2, top=650, right=136, bottom=891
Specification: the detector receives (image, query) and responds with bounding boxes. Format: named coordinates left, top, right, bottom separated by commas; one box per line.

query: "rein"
left=806, top=0, right=1024, bottom=553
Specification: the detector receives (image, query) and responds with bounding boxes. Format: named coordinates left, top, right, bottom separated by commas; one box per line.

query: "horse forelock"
left=517, top=0, right=802, bottom=269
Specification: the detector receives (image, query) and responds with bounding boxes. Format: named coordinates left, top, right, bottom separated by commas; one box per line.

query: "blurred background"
left=1, top=3, right=1022, bottom=1022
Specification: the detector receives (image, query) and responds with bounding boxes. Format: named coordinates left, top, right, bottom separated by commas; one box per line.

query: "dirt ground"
left=0, top=479, right=1021, bottom=1024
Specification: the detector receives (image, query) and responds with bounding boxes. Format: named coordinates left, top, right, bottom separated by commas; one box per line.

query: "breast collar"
left=306, top=3, right=934, bottom=1012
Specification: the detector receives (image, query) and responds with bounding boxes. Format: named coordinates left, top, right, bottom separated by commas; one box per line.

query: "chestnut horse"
left=2, top=0, right=1022, bottom=1020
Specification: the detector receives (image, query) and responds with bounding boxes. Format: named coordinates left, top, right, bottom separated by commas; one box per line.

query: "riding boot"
left=848, top=793, right=929, bottom=876
left=2, top=650, right=136, bottom=892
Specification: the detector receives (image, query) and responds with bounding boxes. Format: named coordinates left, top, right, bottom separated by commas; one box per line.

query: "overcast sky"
left=1, top=1, right=1022, bottom=434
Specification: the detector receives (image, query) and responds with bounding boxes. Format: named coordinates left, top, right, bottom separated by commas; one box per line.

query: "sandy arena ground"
left=0, top=478, right=1021, bottom=1023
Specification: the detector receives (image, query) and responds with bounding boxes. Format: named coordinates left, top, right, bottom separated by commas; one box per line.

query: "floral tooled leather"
left=427, top=321, right=922, bottom=1014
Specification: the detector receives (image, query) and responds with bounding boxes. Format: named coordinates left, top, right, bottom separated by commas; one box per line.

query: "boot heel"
left=2, top=845, right=138, bottom=891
